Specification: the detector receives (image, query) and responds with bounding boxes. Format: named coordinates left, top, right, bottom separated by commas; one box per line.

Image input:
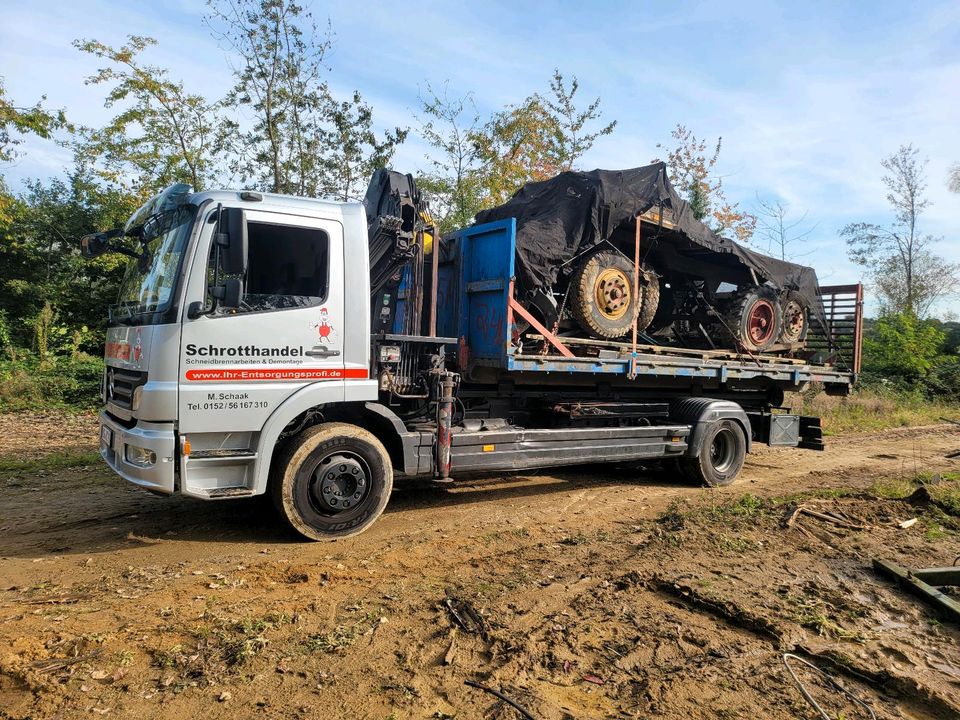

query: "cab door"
left=178, top=209, right=347, bottom=436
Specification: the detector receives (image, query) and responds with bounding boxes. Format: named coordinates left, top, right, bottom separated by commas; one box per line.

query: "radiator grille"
left=106, top=367, right=147, bottom=410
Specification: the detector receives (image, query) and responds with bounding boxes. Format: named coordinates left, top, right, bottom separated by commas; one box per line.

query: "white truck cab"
left=95, top=184, right=376, bottom=503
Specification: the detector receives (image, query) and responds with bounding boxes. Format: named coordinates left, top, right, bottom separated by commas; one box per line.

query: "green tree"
left=472, top=70, right=617, bottom=209
left=472, top=95, right=563, bottom=207
left=207, top=0, right=332, bottom=196
left=862, top=312, right=944, bottom=380
left=842, top=144, right=958, bottom=317
left=545, top=69, right=616, bottom=172
left=74, top=36, right=226, bottom=192
left=653, top=124, right=756, bottom=242
left=416, top=83, right=484, bottom=231
left=0, top=76, right=68, bottom=164
left=320, top=91, right=407, bottom=202
left=0, top=166, right=135, bottom=351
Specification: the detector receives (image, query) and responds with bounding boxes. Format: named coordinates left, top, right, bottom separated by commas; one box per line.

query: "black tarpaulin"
left=474, top=162, right=827, bottom=333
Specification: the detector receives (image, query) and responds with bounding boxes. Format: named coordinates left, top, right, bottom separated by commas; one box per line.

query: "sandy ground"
left=2, top=412, right=960, bottom=719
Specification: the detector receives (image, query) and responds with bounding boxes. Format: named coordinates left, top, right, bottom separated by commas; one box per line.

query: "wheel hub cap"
left=595, top=268, right=632, bottom=320
left=783, top=301, right=805, bottom=340
left=311, top=453, right=368, bottom=513
left=747, top=299, right=776, bottom=344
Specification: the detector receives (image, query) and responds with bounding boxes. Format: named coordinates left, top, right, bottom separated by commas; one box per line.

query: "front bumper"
left=99, top=411, right=177, bottom=494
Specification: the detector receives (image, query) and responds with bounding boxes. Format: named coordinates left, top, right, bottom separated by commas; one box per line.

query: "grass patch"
left=304, top=624, right=363, bottom=653
left=799, top=387, right=960, bottom=436
left=0, top=450, right=101, bottom=474
left=868, top=477, right=917, bottom=499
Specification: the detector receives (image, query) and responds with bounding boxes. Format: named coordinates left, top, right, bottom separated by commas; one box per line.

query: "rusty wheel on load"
left=570, top=251, right=658, bottom=339
left=724, top=286, right=783, bottom=353
left=778, top=292, right=808, bottom=345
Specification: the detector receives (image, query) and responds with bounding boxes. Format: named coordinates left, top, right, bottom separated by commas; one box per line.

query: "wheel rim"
left=710, top=428, right=738, bottom=473
left=782, top=300, right=806, bottom=341
left=594, top=267, right=633, bottom=320
left=309, top=451, right=370, bottom=514
left=747, top=299, right=776, bottom=344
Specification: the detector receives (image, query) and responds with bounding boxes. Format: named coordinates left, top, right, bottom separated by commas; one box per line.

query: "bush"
left=925, top=358, right=960, bottom=402
left=0, top=354, right=104, bottom=411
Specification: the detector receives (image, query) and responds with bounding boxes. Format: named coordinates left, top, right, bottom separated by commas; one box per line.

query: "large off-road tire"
left=647, top=282, right=675, bottom=334
left=723, top=286, right=783, bottom=352
left=778, top=291, right=809, bottom=345
left=636, top=272, right=660, bottom=335
left=270, top=422, right=393, bottom=541
left=570, top=252, right=656, bottom=339
left=680, top=419, right=746, bottom=487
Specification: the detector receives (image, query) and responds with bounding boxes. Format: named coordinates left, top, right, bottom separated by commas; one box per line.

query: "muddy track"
left=1, top=418, right=959, bottom=719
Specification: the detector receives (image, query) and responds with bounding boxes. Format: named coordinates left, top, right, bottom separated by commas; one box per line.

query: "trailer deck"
left=434, top=219, right=859, bottom=393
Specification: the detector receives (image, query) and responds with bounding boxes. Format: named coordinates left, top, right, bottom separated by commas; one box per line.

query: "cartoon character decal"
left=314, top=307, right=337, bottom=343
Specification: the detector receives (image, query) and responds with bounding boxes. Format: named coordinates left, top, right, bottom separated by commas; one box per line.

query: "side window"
left=209, top=220, right=329, bottom=314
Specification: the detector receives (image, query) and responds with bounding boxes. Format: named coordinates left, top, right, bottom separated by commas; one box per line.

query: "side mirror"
left=190, top=277, right=244, bottom=319
left=221, top=277, right=244, bottom=309
left=80, top=232, right=110, bottom=259
left=219, top=208, right=248, bottom=276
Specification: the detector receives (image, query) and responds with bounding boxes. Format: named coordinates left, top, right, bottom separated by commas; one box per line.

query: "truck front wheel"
left=271, top=422, right=393, bottom=540
left=681, top=419, right=746, bottom=487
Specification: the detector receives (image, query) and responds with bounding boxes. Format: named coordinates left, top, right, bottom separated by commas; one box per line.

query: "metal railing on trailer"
left=806, top=284, right=864, bottom=374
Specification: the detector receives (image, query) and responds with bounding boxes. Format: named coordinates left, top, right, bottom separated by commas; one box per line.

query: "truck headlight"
left=125, top=444, right=156, bottom=467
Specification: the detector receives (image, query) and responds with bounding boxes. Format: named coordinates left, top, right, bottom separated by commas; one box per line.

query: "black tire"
left=680, top=419, right=747, bottom=487
left=723, top=286, right=782, bottom=352
left=270, top=422, right=393, bottom=541
left=637, top=272, right=660, bottom=334
left=570, top=251, right=651, bottom=339
left=647, top=282, right=675, bottom=334
left=778, top=291, right=809, bottom=345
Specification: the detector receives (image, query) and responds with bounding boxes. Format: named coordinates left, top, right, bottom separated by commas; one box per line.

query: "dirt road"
left=2, top=413, right=960, bottom=719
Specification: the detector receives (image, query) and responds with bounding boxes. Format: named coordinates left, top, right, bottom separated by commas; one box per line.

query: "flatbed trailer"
left=84, top=185, right=861, bottom=540
left=374, top=218, right=858, bottom=483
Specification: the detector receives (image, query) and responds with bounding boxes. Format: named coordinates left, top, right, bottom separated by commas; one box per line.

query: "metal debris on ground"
left=463, top=679, right=536, bottom=720
left=782, top=653, right=877, bottom=720
left=443, top=592, right=488, bottom=639
left=873, top=559, right=960, bottom=623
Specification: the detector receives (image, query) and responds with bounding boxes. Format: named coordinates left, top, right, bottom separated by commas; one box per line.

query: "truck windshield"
left=112, top=189, right=198, bottom=324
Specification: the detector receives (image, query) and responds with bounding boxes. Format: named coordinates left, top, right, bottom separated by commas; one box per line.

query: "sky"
left=2, top=0, right=959, bottom=316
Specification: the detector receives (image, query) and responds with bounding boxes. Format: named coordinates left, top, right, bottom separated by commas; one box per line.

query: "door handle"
left=306, top=346, right=341, bottom=358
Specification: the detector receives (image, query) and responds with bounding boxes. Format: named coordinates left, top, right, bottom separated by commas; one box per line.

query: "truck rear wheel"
left=270, top=422, right=393, bottom=540
left=681, top=419, right=746, bottom=487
